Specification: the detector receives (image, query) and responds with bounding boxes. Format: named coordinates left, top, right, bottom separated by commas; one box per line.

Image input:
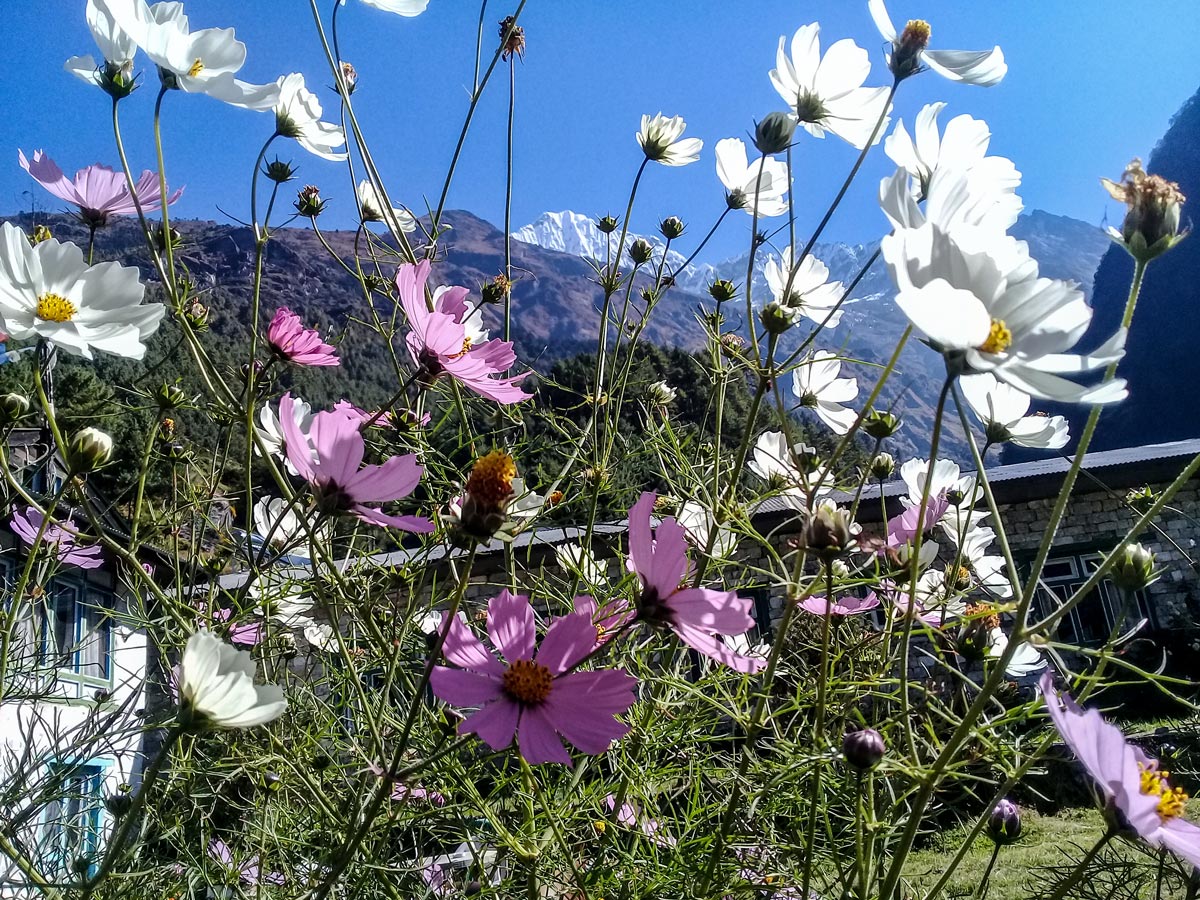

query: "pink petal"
left=672, top=621, right=765, bottom=673
left=543, top=670, right=636, bottom=753
left=535, top=612, right=598, bottom=675
left=440, top=612, right=504, bottom=676
left=430, top=666, right=504, bottom=706
left=667, top=587, right=755, bottom=635
left=517, top=705, right=572, bottom=765
left=487, top=590, right=536, bottom=662
left=458, top=698, right=520, bottom=751
left=344, top=453, right=423, bottom=503
left=1158, top=818, right=1200, bottom=869
left=350, top=505, right=434, bottom=532
left=309, top=409, right=364, bottom=487
left=627, top=492, right=658, bottom=583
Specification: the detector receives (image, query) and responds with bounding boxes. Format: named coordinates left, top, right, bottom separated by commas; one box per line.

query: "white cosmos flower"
left=179, top=631, right=286, bottom=729
left=352, top=0, right=429, bottom=15
left=257, top=396, right=315, bottom=476
left=356, top=180, right=417, bottom=231
left=637, top=113, right=703, bottom=167
left=274, top=73, right=348, bottom=162
left=957, top=525, right=1013, bottom=598
left=749, top=430, right=833, bottom=511
left=303, top=622, right=338, bottom=653
left=65, top=0, right=139, bottom=88
left=880, top=170, right=1128, bottom=404
left=677, top=501, right=736, bottom=558
left=555, top=542, right=605, bottom=587
left=868, top=0, right=1007, bottom=87
left=792, top=351, right=858, bottom=434
left=960, top=372, right=1069, bottom=449
left=764, top=248, right=846, bottom=328
left=884, top=102, right=1022, bottom=227
left=769, top=23, right=891, bottom=150
left=0, top=222, right=163, bottom=360
left=714, top=138, right=790, bottom=217
left=252, top=496, right=326, bottom=553
left=247, top=577, right=314, bottom=629
left=97, top=0, right=280, bottom=108
left=1004, top=639, right=1047, bottom=677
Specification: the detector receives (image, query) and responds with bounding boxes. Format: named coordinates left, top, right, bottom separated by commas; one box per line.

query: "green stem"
left=503, top=55, right=515, bottom=343
left=974, top=842, right=1002, bottom=900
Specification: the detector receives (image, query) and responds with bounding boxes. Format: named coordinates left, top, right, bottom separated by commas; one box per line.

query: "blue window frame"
left=40, top=577, right=114, bottom=683
left=41, top=761, right=105, bottom=878
left=1032, top=550, right=1152, bottom=646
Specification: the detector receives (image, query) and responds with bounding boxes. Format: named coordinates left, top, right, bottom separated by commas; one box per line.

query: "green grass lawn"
left=901, top=805, right=1197, bottom=900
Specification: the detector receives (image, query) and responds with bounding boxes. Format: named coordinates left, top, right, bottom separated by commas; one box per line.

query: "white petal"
left=895, top=279, right=990, bottom=350
left=922, top=47, right=1008, bottom=87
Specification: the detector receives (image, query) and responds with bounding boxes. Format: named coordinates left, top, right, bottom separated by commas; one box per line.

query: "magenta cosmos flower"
left=19, top=150, right=183, bottom=229
left=798, top=592, right=879, bottom=617
left=430, top=590, right=637, bottom=765
left=1041, top=673, right=1200, bottom=868
left=627, top=492, right=764, bottom=673
left=396, top=260, right=531, bottom=404
left=267, top=308, right=340, bottom=366
left=11, top=506, right=103, bottom=569
left=208, top=839, right=285, bottom=886
left=278, top=393, right=432, bottom=532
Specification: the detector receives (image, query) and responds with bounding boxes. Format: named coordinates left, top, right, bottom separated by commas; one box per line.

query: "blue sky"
left=3, top=0, right=1200, bottom=264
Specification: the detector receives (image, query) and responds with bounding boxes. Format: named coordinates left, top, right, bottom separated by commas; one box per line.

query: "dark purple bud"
left=842, top=728, right=885, bottom=770
left=987, top=799, right=1022, bottom=844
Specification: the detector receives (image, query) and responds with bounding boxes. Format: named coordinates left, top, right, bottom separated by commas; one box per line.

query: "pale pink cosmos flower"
left=626, top=492, right=764, bottom=673
left=11, top=506, right=103, bottom=569
left=1041, top=673, right=1200, bottom=868
left=885, top=495, right=949, bottom=549
left=798, top=592, right=879, bottom=617
left=267, top=308, right=339, bottom=367
left=19, top=150, right=183, bottom=229
left=278, top=393, right=432, bottom=533
left=605, top=794, right=677, bottom=847
left=365, top=761, right=445, bottom=806
left=396, top=260, right=531, bottom=404
left=210, top=607, right=262, bottom=648
left=429, top=590, right=637, bottom=765
left=208, top=839, right=286, bottom=886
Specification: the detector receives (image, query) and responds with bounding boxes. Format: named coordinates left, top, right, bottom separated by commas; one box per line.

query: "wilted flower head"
left=448, top=450, right=543, bottom=541
left=266, top=307, right=339, bottom=367
left=637, top=113, right=703, bottom=167
left=11, top=506, right=103, bottom=569
left=357, top=179, right=417, bottom=230
left=1102, top=158, right=1187, bottom=263
left=178, top=631, right=286, bottom=729
left=20, top=150, right=183, bottom=229
left=499, top=15, right=525, bottom=60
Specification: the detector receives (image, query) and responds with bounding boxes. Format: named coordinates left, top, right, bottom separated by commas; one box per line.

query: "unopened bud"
left=754, top=111, right=796, bottom=155
left=153, top=224, right=181, bottom=253
left=1125, top=485, right=1157, bottom=513
left=295, top=184, right=327, bottom=218
left=647, top=381, right=677, bottom=406
left=29, top=224, right=52, bottom=245
left=708, top=279, right=737, bottom=303
left=498, top=15, right=525, bottom=60
left=156, top=382, right=187, bottom=410
left=67, top=428, right=114, bottom=474
left=1110, top=542, right=1158, bottom=592
left=842, top=728, right=885, bottom=770
left=338, top=61, right=358, bottom=95
left=263, top=156, right=297, bottom=184
left=104, top=786, right=133, bottom=817
left=760, top=300, right=796, bottom=335
left=863, top=409, right=902, bottom=440
left=596, top=215, right=619, bottom=234
left=659, top=216, right=685, bottom=240
left=185, top=299, right=210, bottom=329
left=987, top=799, right=1022, bottom=845
left=0, top=393, right=30, bottom=425
left=870, top=452, right=895, bottom=481
left=629, top=238, right=653, bottom=266
left=800, top=502, right=856, bottom=558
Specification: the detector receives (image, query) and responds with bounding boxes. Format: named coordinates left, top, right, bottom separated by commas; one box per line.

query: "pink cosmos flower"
left=396, top=260, right=531, bottom=404
left=429, top=590, right=637, bottom=765
left=884, top=581, right=950, bottom=627
left=211, top=607, right=263, bottom=647
left=886, top=495, right=949, bottom=548
left=19, top=150, right=183, bottom=229
left=1041, top=673, right=1200, bottom=868
left=572, top=594, right=635, bottom=645
left=208, top=839, right=286, bottom=886
left=626, top=493, right=765, bottom=673
left=365, top=761, right=446, bottom=806
left=11, top=506, right=103, bottom=569
left=278, top=393, right=432, bottom=532
left=798, top=592, right=879, bottom=617
left=267, top=308, right=340, bottom=366
left=605, top=794, right=677, bottom=847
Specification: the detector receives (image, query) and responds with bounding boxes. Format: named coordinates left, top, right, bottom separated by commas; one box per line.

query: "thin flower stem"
left=743, top=154, right=769, bottom=361
left=473, top=1, right=489, bottom=92
left=974, top=842, right=1003, bottom=900
left=669, top=206, right=730, bottom=281
left=503, top=55, right=516, bottom=343
left=151, top=85, right=177, bottom=291
left=528, top=768, right=592, bottom=900
left=799, top=563, right=838, bottom=900
left=1043, top=831, right=1114, bottom=900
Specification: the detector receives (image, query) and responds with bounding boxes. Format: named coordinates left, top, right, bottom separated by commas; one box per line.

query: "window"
left=1032, top=550, right=1152, bottom=646
left=41, top=762, right=105, bottom=879
left=40, top=577, right=114, bottom=684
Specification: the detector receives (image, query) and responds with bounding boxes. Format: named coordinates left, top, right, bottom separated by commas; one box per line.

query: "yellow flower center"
left=448, top=337, right=472, bottom=360
left=979, top=319, right=1013, bottom=355
left=36, top=292, right=77, bottom=323
left=901, top=19, right=932, bottom=50
left=188, top=58, right=205, bottom=77
left=1140, top=762, right=1189, bottom=820
left=30, top=225, right=52, bottom=244
left=465, top=450, right=517, bottom=509
left=501, top=658, right=553, bottom=705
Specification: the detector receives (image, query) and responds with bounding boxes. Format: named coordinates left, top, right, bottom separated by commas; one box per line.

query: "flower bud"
left=499, top=15, right=525, bottom=60
left=1102, top=159, right=1187, bottom=263
left=842, top=728, right=885, bottom=770
left=0, top=393, right=30, bottom=425
left=156, top=382, right=187, bottom=410
left=104, top=785, right=133, bottom=817
left=67, top=427, right=114, bottom=474
left=185, top=300, right=210, bottom=329
left=153, top=224, right=181, bottom=254
left=259, top=771, right=283, bottom=793
left=1110, top=542, right=1158, bottom=592
left=800, top=502, right=857, bottom=558
left=338, top=61, right=358, bottom=95
left=863, top=409, right=902, bottom=440
left=596, top=215, right=619, bottom=234
left=99, top=60, right=137, bottom=100
left=263, top=156, right=297, bottom=184
left=295, top=184, right=327, bottom=218
left=647, top=380, right=677, bottom=406
left=481, top=274, right=512, bottom=305
left=754, top=111, right=796, bottom=155
left=1125, top=485, right=1157, bottom=513
left=548, top=490, right=564, bottom=506
left=760, top=300, right=796, bottom=335
left=720, top=333, right=745, bottom=356
left=889, top=19, right=932, bottom=81
left=987, top=799, right=1022, bottom=845
left=793, top=443, right=822, bottom=474
left=945, top=488, right=966, bottom=507
left=869, top=452, right=895, bottom=481
left=708, top=279, right=737, bottom=303
left=659, top=216, right=685, bottom=240
left=629, top=238, right=654, bottom=266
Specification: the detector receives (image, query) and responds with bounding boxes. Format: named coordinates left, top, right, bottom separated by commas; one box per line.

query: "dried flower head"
left=1102, top=158, right=1187, bottom=263
left=498, top=16, right=525, bottom=60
